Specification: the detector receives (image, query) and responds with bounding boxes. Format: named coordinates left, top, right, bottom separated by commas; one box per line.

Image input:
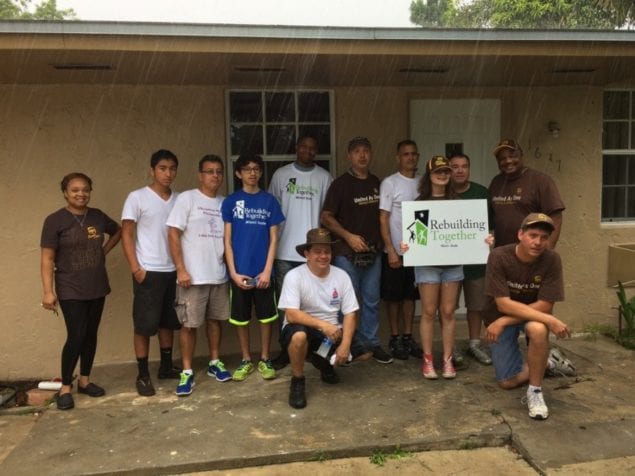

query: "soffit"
left=0, top=23, right=633, bottom=87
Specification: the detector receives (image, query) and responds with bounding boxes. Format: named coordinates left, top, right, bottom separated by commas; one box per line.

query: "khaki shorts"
left=175, top=282, right=230, bottom=328
left=461, top=277, right=487, bottom=312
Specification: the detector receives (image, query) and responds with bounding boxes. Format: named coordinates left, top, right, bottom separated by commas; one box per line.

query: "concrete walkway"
left=0, top=334, right=633, bottom=475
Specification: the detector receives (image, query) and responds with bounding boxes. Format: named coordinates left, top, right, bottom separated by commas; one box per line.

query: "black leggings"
left=59, top=298, right=105, bottom=386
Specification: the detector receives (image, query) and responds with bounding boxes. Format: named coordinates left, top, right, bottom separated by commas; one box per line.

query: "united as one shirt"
left=488, top=168, right=565, bottom=246
left=483, top=244, right=564, bottom=326
left=221, top=189, right=285, bottom=277
left=166, top=189, right=227, bottom=285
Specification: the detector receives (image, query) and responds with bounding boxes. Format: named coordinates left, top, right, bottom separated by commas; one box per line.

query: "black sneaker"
left=402, top=336, right=423, bottom=359
left=271, top=351, right=290, bottom=371
left=157, top=366, right=182, bottom=380
left=56, top=392, right=74, bottom=410
left=288, top=376, right=307, bottom=409
left=310, top=354, right=340, bottom=384
left=77, top=382, right=105, bottom=397
left=372, top=345, right=394, bottom=364
left=389, top=336, right=409, bottom=360
left=136, top=375, right=156, bottom=396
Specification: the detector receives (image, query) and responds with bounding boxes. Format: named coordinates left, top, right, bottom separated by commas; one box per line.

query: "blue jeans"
left=334, top=253, right=381, bottom=350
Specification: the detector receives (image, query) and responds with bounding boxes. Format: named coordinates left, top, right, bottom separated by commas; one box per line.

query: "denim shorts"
left=489, top=322, right=526, bottom=382
left=414, top=265, right=463, bottom=284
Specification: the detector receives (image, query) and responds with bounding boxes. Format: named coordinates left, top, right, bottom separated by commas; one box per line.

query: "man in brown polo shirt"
left=484, top=213, right=570, bottom=420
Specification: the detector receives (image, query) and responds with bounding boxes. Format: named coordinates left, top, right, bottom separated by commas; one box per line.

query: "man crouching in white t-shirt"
left=279, top=228, right=367, bottom=409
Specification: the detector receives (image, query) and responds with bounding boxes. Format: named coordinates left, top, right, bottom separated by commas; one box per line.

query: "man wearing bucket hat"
left=278, top=228, right=365, bottom=409
left=483, top=213, right=570, bottom=420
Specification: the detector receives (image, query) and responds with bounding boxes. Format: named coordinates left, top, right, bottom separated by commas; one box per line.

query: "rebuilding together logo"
left=407, top=209, right=485, bottom=247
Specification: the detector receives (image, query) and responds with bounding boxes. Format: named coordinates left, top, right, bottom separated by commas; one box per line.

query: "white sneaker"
left=546, top=347, right=576, bottom=377
left=525, top=389, right=549, bottom=420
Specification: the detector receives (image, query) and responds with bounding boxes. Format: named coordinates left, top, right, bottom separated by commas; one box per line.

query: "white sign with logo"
left=402, top=199, right=490, bottom=266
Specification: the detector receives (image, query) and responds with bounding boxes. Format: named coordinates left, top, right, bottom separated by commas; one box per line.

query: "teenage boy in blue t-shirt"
left=221, top=154, right=285, bottom=381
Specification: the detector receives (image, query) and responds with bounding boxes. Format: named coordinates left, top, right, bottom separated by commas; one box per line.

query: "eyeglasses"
left=241, top=166, right=261, bottom=173
left=200, top=169, right=223, bottom=175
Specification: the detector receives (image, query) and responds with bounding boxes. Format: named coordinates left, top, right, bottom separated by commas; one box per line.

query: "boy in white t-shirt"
left=167, top=155, right=232, bottom=397
left=279, top=228, right=366, bottom=409
left=121, top=149, right=181, bottom=397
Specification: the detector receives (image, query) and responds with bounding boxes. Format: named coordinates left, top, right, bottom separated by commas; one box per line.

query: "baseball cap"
left=426, top=155, right=451, bottom=173
left=493, top=139, right=522, bottom=158
left=521, top=213, right=555, bottom=231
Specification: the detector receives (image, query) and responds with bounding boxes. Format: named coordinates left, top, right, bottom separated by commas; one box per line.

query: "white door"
left=409, top=99, right=500, bottom=319
left=409, top=98, right=501, bottom=187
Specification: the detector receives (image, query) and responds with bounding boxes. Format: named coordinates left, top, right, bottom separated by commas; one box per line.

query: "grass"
left=458, top=440, right=479, bottom=450
left=584, top=323, right=635, bottom=350
left=311, top=450, right=328, bottom=462
left=369, top=446, right=413, bottom=466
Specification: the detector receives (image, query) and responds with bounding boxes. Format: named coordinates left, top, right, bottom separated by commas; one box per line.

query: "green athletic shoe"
left=258, top=359, right=277, bottom=380
left=232, top=360, right=254, bottom=381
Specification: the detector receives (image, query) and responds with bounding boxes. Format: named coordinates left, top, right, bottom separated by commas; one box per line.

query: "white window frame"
left=224, top=89, right=336, bottom=192
left=602, top=89, right=635, bottom=223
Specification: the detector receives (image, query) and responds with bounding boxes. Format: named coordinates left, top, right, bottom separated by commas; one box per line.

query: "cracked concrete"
left=0, top=331, right=633, bottom=475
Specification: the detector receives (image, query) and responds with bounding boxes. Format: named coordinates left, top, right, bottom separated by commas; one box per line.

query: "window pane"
left=603, top=91, right=630, bottom=120
left=265, top=92, right=295, bottom=123
left=603, top=122, right=629, bottom=149
left=299, top=124, right=331, bottom=154
left=629, top=156, right=635, bottom=184
left=315, top=159, right=331, bottom=174
left=603, top=155, right=627, bottom=185
left=266, top=125, right=295, bottom=155
left=230, top=125, right=263, bottom=155
left=298, top=92, right=330, bottom=122
left=628, top=187, right=635, bottom=217
left=602, top=186, right=626, bottom=219
left=229, top=92, right=262, bottom=122
left=445, top=143, right=463, bottom=157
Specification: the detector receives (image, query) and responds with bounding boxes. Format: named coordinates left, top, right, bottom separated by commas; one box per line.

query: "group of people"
left=40, top=135, right=574, bottom=420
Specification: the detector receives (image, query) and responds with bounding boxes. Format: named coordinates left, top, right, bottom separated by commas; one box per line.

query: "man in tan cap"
left=278, top=228, right=366, bottom=409
left=483, top=213, right=570, bottom=420
left=489, top=139, right=565, bottom=249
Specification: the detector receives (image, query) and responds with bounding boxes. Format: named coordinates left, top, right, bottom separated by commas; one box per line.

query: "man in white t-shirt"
left=279, top=228, right=361, bottom=409
left=167, top=155, right=232, bottom=397
left=379, top=140, right=423, bottom=360
left=268, top=136, right=333, bottom=369
left=121, top=149, right=181, bottom=397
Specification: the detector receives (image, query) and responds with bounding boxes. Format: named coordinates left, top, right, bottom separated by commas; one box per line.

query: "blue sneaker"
left=207, top=360, right=232, bottom=382
left=175, top=372, right=195, bottom=396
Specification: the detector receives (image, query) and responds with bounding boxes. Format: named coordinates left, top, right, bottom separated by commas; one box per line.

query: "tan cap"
left=426, top=155, right=451, bottom=173
left=493, top=139, right=522, bottom=158
left=521, top=213, right=555, bottom=231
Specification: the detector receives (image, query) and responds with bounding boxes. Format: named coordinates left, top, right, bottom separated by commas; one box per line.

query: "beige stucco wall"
left=1, top=83, right=633, bottom=380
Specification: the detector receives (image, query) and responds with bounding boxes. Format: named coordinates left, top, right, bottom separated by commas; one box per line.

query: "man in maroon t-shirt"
left=484, top=213, right=570, bottom=420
